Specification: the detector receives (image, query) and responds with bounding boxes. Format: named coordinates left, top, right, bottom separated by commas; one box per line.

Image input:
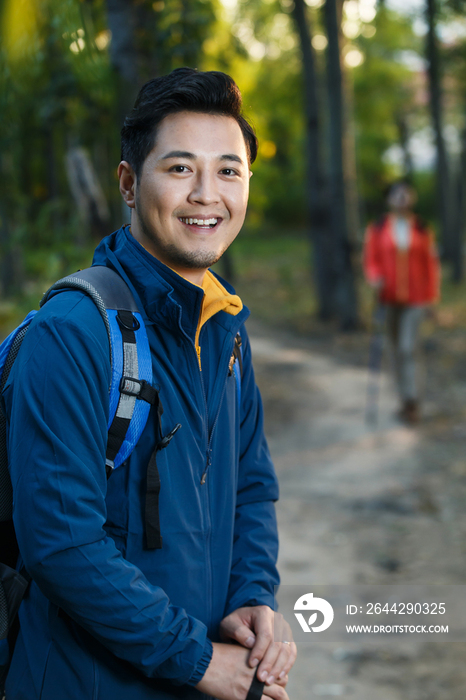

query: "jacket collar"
left=92, top=226, right=249, bottom=342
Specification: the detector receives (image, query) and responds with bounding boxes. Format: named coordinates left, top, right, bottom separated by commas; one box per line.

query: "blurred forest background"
left=1, top=0, right=466, bottom=335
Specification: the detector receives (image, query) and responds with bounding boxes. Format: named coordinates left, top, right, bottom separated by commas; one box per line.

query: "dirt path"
left=250, top=321, right=466, bottom=700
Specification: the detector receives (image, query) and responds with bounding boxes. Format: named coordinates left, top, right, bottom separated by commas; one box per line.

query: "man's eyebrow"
left=162, top=150, right=196, bottom=160
left=220, top=154, right=243, bottom=164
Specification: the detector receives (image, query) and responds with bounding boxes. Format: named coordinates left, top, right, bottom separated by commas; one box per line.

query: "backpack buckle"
left=119, top=376, right=143, bottom=397
left=119, top=377, right=159, bottom=405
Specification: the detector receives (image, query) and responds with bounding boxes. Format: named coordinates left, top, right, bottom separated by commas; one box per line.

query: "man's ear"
left=118, top=161, right=137, bottom=209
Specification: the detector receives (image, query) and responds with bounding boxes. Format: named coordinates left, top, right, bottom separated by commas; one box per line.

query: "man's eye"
left=220, top=168, right=238, bottom=176
left=170, top=165, right=189, bottom=173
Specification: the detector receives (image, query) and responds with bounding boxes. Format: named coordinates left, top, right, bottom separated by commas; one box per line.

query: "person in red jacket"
left=363, top=181, right=440, bottom=423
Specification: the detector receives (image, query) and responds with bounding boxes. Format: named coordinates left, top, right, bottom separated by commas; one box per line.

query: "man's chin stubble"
left=160, top=243, right=225, bottom=270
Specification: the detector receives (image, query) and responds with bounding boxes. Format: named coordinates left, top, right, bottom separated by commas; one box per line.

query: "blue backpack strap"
left=41, top=266, right=156, bottom=475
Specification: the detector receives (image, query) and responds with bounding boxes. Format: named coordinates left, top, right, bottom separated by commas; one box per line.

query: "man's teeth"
left=180, top=217, right=218, bottom=226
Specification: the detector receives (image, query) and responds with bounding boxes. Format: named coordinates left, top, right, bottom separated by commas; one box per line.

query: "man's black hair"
left=121, top=67, right=258, bottom=177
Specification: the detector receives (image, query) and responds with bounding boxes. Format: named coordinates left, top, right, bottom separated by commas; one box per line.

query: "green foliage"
left=156, top=0, right=216, bottom=71
left=1, top=0, right=465, bottom=321
left=243, top=54, right=306, bottom=227
left=352, top=8, right=421, bottom=214
left=0, top=0, right=115, bottom=253
left=214, top=0, right=307, bottom=227
left=0, top=0, right=218, bottom=301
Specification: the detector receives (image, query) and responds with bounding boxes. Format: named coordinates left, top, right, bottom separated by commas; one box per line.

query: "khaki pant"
left=386, top=304, right=425, bottom=401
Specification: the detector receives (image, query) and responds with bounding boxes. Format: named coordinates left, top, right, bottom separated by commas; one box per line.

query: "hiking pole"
left=246, top=669, right=265, bottom=700
left=365, top=302, right=386, bottom=425
left=419, top=305, right=438, bottom=411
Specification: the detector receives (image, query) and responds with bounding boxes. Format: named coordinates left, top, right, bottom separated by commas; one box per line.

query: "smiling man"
left=3, top=68, right=295, bottom=700
left=120, top=110, right=250, bottom=283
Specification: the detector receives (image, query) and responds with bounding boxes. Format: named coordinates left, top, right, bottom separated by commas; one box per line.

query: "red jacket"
left=363, top=214, right=440, bottom=304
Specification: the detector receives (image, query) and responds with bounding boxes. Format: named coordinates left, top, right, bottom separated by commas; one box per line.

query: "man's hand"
left=219, top=606, right=297, bottom=688
left=195, top=642, right=289, bottom=700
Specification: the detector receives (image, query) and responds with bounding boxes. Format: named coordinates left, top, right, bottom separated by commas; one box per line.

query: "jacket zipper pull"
left=200, top=449, right=212, bottom=485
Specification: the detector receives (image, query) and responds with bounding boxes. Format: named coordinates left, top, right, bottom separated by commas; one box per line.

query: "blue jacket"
left=3, top=227, right=279, bottom=699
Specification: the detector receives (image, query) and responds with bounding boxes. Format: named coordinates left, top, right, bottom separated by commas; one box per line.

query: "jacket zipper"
left=199, top=334, right=234, bottom=486
left=200, top=381, right=229, bottom=485
left=190, top=332, right=214, bottom=637
left=188, top=328, right=237, bottom=639
left=200, top=450, right=211, bottom=485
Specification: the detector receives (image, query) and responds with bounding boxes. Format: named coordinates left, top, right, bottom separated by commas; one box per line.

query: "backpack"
left=0, top=266, right=159, bottom=649
left=0, top=264, right=243, bottom=691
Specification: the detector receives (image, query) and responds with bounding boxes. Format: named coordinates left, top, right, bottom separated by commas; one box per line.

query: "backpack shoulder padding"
left=41, top=266, right=154, bottom=472
left=40, top=266, right=140, bottom=372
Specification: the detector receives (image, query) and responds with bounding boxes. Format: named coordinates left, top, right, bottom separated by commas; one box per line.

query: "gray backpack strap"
left=40, top=266, right=139, bottom=371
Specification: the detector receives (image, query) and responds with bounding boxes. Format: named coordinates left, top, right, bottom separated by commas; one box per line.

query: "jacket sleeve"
left=224, top=326, right=280, bottom=616
left=363, top=223, right=384, bottom=286
left=3, top=292, right=212, bottom=687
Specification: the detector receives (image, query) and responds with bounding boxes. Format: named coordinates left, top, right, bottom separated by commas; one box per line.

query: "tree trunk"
left=0, top=154, right=24, bottom=298
left=106, top=0, right=140, bottom=125
left=397, top=114, right=414, bottom=180
left=106, top=0, right=142, bottom=223
left=66, top=146, right=110, bottom=243
left=219, top=250, right=235, bottom=285
left=106, top=0, right=161, bottom=224
left=0, top=207, right=16, bottom=298
left=324, top=0, right=358, bottom=329
left=292, top=0, right=334, bottom=321
left=341, top=65, right=361, bottom=261
left=426, top=0, right=452, bottom=262
left=451, top=128, right=466, bottom=282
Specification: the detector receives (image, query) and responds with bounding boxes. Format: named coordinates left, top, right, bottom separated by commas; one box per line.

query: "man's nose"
left=188, top=171, right=220, bottom=205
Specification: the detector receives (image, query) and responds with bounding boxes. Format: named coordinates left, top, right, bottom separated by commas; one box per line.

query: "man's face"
left=119, top=111, right=251, bottom=284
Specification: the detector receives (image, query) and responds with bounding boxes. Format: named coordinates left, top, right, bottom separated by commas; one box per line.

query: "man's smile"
left=178, top=216, right=222, bottom=231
